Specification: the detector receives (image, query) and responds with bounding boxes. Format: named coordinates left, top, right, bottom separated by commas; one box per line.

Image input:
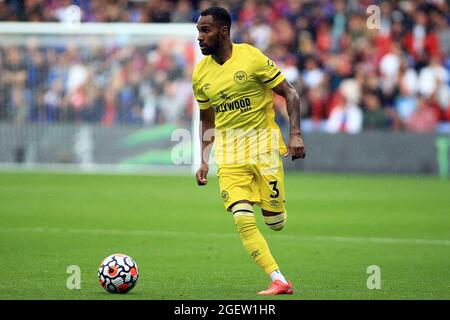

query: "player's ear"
left=220, top=25, right=229, bottom=37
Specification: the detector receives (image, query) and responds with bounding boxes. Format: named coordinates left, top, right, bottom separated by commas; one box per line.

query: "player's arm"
left=272, top=80, right=306, bottom=160
left=196, top=107, right=215, bottom=185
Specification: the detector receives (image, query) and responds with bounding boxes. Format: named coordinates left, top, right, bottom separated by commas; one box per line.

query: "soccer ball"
left=98, top=253, right=139, bottom=293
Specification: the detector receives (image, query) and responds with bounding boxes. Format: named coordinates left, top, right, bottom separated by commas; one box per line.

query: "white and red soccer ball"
left=98, top=253, right=139, bottom=294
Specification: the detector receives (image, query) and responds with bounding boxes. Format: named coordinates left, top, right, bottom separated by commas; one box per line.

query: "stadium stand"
left=0, top=0, right=449, bottom=133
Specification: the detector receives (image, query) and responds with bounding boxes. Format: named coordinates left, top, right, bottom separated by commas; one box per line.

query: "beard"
left=200, top=37, right=221, bottom=56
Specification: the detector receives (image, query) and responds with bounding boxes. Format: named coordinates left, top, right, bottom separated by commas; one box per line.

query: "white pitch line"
left=1, top=226, right=450, bottom=247
left=277, top=234, right=450, bottom=246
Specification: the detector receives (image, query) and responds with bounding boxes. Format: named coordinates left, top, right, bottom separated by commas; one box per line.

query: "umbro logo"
left=220, top=91, right=231, bottom=100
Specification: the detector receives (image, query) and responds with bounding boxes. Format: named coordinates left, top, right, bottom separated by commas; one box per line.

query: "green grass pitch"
left=0, top=171, right=449, bottom=300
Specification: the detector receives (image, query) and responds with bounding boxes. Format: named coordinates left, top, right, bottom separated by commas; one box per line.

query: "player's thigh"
left=217, top=165, right=260, bottom=211
left=256, top=156, right=285, bottom=212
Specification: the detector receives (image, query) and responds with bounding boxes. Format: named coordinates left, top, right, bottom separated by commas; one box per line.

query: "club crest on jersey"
left=234, top=71, right=248, bottom=84
left=202, top=83, right=210, bottom=91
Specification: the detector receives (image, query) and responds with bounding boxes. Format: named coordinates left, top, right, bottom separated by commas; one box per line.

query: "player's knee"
left=234, top=216, right=257, bottom=234
left=263, top=211, right=287, bottom=231
left=231, top=202, right=255, bottom=233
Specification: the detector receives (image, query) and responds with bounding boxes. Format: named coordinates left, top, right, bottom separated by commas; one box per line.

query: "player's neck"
left=212, top=41, right=233, bottom=65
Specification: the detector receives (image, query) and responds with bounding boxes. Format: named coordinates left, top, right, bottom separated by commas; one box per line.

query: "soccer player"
left=193, top=7, right=305, bottom=295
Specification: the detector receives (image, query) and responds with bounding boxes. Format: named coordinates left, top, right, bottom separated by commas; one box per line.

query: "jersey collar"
left=212, top=43, right=236, bottom=67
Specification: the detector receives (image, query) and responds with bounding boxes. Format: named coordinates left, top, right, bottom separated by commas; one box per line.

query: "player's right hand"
left=196, top=163, right=209, bottom=186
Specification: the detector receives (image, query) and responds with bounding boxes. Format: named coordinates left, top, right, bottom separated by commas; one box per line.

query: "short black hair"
left=200, top=6, right=231, bottom=33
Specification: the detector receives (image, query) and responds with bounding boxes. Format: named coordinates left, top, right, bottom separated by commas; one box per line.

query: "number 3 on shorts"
left=269, top=180, right=279, bottom=198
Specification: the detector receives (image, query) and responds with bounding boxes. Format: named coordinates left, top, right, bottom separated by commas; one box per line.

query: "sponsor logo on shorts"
left=269, top=199, right=279, bottom=207
left=221, top=190, right=229, bottom=202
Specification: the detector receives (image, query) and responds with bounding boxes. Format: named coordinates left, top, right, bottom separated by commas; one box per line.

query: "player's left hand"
left=284, top=134, right=305, bottom=161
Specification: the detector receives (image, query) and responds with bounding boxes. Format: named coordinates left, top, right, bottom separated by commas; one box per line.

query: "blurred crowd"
left=1, top=0, right=450, bottom=134
left=0, top=39, right=195, bottom=126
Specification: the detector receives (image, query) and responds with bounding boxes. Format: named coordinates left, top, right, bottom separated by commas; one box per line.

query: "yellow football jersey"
left=192, top=43, right=287, bottom=165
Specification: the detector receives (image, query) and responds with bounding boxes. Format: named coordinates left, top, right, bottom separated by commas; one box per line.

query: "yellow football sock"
left=232, top=203, right=279, bottom=275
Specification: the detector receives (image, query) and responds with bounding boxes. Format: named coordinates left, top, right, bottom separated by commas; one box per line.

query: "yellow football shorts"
left=217, top=152, right=285, bottom=212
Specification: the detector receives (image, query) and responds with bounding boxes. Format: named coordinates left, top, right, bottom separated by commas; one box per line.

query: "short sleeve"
left=192, top=73, right=211, bottom=110
left=253, top=49, right=286, bottom=89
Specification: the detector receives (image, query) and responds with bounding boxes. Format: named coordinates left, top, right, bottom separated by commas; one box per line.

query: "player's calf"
left=262, top=210, right=287, bottom=231
left=231, top=202, right=280, bottom=274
